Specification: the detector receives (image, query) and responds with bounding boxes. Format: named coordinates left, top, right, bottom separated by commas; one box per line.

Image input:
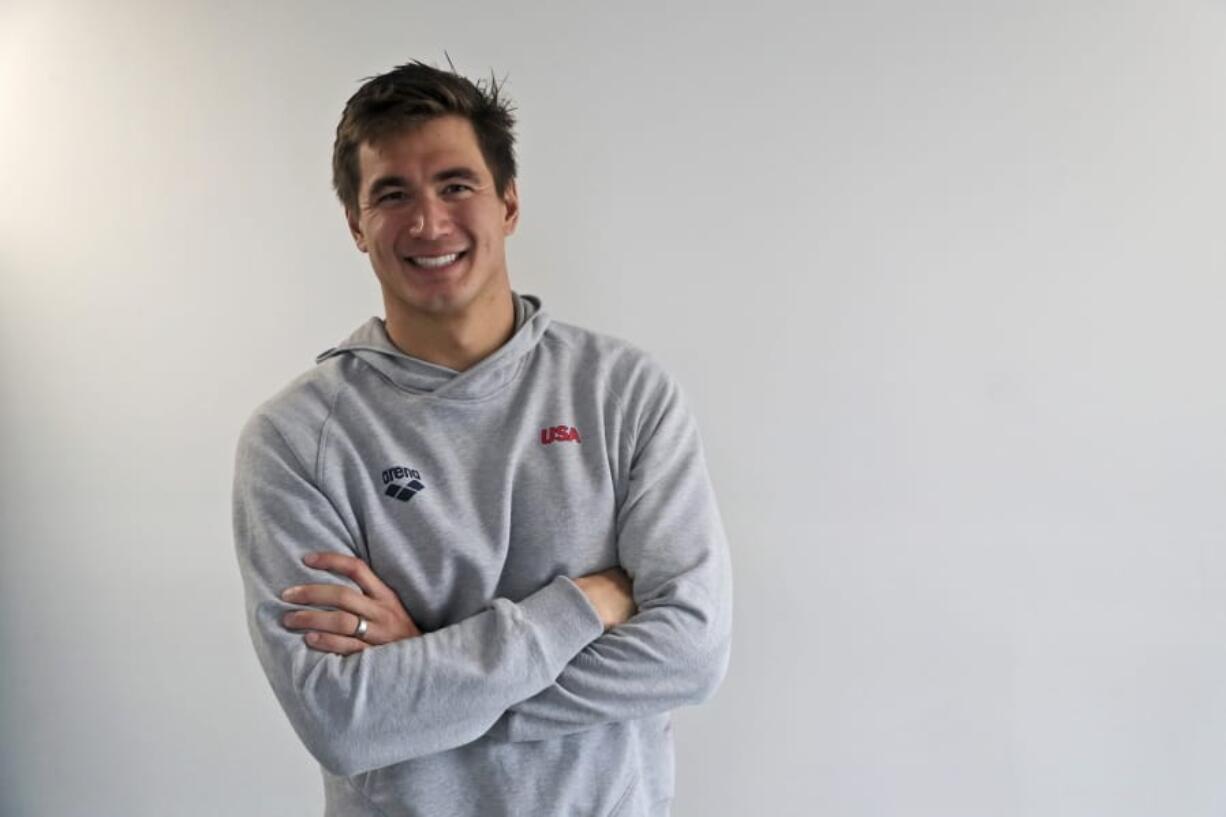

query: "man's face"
left=346, top=115, right=519, bottom=322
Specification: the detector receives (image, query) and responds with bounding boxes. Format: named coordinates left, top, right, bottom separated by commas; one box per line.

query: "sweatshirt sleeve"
left=232, top=411, right=604, bottom=777
left=495, top=366, right=733, bottom=743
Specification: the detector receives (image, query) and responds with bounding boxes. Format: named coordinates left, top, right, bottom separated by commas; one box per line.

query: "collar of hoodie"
left=314, top=292, right=549, bottom=402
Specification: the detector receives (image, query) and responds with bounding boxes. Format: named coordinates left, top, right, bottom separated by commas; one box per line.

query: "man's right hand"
left=573, top=567, right=637, bottom=631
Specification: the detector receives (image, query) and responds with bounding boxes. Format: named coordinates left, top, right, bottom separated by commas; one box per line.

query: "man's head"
left=332, top=60, right=521, bottom=324
left=331, top=59, right=518, bottom=220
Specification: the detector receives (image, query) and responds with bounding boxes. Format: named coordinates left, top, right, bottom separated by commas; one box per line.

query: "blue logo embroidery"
left=382, top=465, right=426, bottom=502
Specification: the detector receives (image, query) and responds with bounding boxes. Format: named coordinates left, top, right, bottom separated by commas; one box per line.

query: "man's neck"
left=383, top=289, right=516, bottom=372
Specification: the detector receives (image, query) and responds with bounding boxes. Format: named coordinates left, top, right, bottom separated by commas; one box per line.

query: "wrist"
left=572, top=576, right=610, bottom=630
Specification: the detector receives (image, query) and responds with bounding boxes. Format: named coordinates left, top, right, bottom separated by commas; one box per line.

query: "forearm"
left=495, top=581, right=732, bottom=742
left=243, top=571, right=601, bottom=774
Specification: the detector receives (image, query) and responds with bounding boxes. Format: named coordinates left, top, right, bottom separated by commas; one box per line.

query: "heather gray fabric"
left=232, top=293, right=733, bottom=817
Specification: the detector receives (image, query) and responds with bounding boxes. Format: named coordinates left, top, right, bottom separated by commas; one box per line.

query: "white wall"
left=3, top=1, right=1225, bottom=815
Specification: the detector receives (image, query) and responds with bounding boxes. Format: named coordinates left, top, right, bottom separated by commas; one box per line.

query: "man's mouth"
left=405, top=250, right=468, bottom=269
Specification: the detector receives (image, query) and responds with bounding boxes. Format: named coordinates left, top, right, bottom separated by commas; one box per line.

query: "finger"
left=302, top=631, right=368, bottom=656
left=283, top=609, right=366, bottom=638
left=282, top=583, right=381, bottom=619
left=304, top=552, right=394, bottom=601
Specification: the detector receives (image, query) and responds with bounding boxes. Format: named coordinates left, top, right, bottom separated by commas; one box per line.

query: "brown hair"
left=331, top=58, right=518, bottom=218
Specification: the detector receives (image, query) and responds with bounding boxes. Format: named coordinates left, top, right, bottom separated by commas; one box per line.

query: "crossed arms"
left=280, top=553, right=637, bottom=655
left=232, top=375, right=733, bottom=777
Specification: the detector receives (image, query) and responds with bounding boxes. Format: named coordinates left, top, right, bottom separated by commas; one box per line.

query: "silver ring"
left=352, top=616, right=369, bottom=639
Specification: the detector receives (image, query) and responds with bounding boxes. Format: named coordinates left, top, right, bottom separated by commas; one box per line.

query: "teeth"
left=409, top=252, right=461, bottom=269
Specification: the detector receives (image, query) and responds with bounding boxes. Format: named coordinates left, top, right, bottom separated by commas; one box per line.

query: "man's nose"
left=408, top=195, right=452, bottom=239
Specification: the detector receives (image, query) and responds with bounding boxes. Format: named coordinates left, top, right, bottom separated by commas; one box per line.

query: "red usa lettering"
left=540, top=425, right=582, bottom=444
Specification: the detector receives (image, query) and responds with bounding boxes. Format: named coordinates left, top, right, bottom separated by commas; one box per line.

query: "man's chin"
left=380, top=269, right=507, bottom=322
left=388, top=286, right=473, bottom=319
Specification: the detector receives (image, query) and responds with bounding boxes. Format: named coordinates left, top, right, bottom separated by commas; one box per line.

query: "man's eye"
left=442, top=184, right=473, bottom=195
left=377, top=191, right=406, bottom=203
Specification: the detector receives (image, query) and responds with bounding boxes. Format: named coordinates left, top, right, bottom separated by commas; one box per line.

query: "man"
left=232, top=59, right=732, bottom=817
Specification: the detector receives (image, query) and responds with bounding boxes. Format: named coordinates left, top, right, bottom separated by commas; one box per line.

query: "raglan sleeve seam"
left=314, top=377, right=350, bottom=484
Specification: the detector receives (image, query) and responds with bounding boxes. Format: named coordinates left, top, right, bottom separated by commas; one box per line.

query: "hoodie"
left=232, top=293, right=733, bottom=817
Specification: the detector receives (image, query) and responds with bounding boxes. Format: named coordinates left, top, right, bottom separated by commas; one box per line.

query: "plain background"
left=3, top=1, right=1225, bottom=815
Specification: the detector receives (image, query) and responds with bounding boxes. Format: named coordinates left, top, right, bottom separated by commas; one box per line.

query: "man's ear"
left=502, top=179, right=520, bottom=236
left=346, top=207, right=368, bottom=253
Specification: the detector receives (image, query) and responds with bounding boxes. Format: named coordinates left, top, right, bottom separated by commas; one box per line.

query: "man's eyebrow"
left=367, top=174, right=408, bottom=199
left=433, top=166, right=481, bottom=184
left=366, top=167, right=482, bottom=198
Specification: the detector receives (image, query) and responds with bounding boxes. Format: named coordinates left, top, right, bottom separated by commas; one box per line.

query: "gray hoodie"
left=232, top=293, right=733, bottom=817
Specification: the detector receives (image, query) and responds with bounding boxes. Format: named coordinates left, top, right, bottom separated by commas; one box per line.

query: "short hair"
left=331, top=58, right=518, bottom=218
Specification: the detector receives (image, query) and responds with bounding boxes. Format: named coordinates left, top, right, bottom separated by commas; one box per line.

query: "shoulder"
left=540, top=319, right=688, bottom=437
left=542, top=319, right=678, bottom=398
left=236, top=356, right=354, bottom=469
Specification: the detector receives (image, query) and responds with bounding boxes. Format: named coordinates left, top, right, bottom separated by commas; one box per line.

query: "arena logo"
left=381, top=465, right=426, bottom=502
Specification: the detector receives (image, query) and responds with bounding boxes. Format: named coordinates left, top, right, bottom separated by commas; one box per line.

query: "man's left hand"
left=281, top=552, right=423, bottom=655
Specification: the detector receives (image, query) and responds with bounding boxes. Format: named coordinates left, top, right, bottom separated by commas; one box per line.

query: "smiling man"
left=232, top=59, right=732, bottom=817
left=348, top=113, right=518, bottom=371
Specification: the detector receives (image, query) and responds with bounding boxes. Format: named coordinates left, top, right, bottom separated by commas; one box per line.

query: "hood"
left=314, top=292, right=549, bottom=401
